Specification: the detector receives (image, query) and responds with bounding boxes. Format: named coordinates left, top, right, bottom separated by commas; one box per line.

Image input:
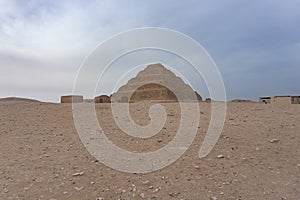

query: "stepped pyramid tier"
left=111, top=63, right=202, bottom=103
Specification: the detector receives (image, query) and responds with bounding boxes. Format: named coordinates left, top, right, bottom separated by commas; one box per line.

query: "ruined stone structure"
left=291, top=96, right=300, bottom=104
left=205, top=98, right=212, bottom=102
left=111, top=64, right=202, bottom=103
left=271, top=96, right=300, bottom=105
left=259, top=95, right=300, bottom=105
left=95, top=95, right=111, bottom=103
left=259, top=97, right=271, bottom=104
left=60, top=95, right=83, bottom=103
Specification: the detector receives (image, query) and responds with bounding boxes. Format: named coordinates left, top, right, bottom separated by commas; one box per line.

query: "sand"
left=0, top=100, right=299, bottom=199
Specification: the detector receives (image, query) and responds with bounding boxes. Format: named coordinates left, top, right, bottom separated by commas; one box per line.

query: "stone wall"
left=61, top=95, right=83, bottom=103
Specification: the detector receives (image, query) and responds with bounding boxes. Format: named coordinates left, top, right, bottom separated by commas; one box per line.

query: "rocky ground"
left=0, top=100, right=299, bottom=199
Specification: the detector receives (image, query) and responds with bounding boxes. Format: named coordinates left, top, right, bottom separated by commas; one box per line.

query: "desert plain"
left=0, top=98, right=299, bottom=199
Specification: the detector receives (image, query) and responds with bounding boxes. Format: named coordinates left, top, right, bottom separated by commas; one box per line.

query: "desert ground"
left=0, top=99, right=299, bottom=199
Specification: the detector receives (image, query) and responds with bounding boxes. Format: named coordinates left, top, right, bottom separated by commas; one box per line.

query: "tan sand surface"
left=0, top=101, right=299, bottom=199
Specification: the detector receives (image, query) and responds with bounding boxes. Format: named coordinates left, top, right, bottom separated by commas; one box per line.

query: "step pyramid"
left=111, top=63, right=202, bottom=103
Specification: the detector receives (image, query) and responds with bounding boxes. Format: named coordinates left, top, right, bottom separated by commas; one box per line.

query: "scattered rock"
left=217, top=155, right=225, bottom=159
left=140, top=193, right=145, bottom=198
left=153, top=187, right=161, bottom=193
left=269, top=139, right=280, bottom=143
left=75, top=186, right=84, bottom=191
left=72, top=172, right=84, bottom=176
left=157, top=139, right=163, bottom=143
left=142, top=180, right=150, bottom=185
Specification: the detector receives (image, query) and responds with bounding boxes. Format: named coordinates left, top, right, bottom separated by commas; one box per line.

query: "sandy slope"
left=0, top=97, right=40, bottom=103
left=0, top=101, right=299, bottom=199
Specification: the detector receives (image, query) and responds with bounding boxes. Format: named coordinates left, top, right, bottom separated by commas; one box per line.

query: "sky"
left=0, top=0, right=299, bottom=102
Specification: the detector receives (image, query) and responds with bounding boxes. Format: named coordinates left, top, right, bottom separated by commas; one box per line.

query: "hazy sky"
left=1, top=0, right=299, bottom=102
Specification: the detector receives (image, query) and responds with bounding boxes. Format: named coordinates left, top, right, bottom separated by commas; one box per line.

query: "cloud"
left=0, top=0, right=299, bottom=102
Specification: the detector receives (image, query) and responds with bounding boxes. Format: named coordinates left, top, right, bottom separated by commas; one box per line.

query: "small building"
left=259, top=97, right=271, bottom=104
left=270, top=95, right=300, bottom=105
left=271, top=96, right=290, bottom=105
left=61, top=95, right=83, bottom=103
left=94, top=95, right=111, bottom=103
left=291, top=96, right=300, bottom=104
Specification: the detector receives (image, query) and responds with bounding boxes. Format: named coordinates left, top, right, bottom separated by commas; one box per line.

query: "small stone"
left=153, top=187, right=161, bottom=193
left=217, top=155, right=225, bottom=159
left=194, top=165, right=200, bottom=169
left=96, top=198, right=104, bottom=200
left=157, top=139, right=163, bottom=143
left=75, top=186, right=84, bottom=191
left=297, top=164, right=300, bottom=167
left=72, top=172, right=84, bottom=176
left=148, top=185, right=153, bottom=189
left=142, top=180, right=150, bottom=185
left=140, top=193, right=145, bottom=198
left=63, top=191, right=68, bottom=195
left=90, top=181, right=95, bottom=185
left=211, top=197, right=217, bottom=200
left=3, top=188, right=8, bottom=193
left=220, top=192, right=224, bottom=195
left=269, top=139, right=280, bottom=143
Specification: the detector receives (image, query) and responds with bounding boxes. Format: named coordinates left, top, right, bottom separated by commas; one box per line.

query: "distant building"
left=259, top=97, right=271, bottom=104
left=272, top=96, right=300, bottom=104
left=95, top=95, right=111, bottom=103
left=260, top=96, right=300, bottom=105
left=271, top=96, right=291, bottom=105
left=61, top=95, right=83, bottom=103
left=291, top=96, right=300, bottom=104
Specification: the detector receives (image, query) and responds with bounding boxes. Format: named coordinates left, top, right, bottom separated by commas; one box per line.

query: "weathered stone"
left=111, top=64, right=202, bottom=103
